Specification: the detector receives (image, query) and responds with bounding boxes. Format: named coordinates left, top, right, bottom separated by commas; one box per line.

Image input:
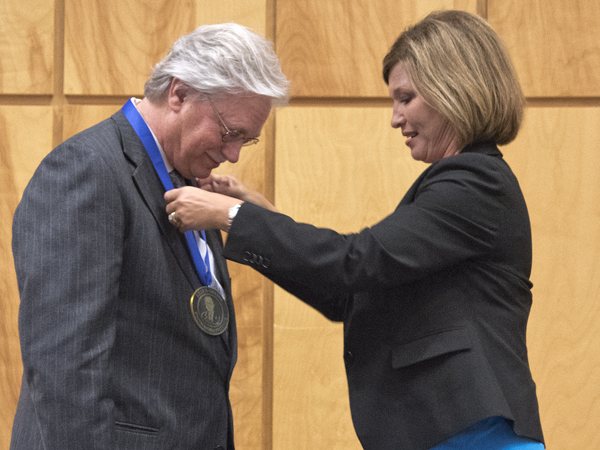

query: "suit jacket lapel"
left=112, top=110, right=201, bottom=291
left=113, top=109, right=236, bottom=354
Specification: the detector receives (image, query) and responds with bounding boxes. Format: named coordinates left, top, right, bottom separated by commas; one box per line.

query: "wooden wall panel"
left=273, top=106, right=424, bottom=448
left=276, top=0, right=478, bottom=97
left=64, top=0, right=195, bottom=96
left=0, top=0, right=54, bottom=94
left=273, top=321, right=359, bottom=449
left=489, top=0, right=600, bottom=97
left=1, top=108, right=54, bottom=196
left=503, top=106, right=600, bottom=450
left=194, top=0, right=267, bottom=36
left=275, top=107, right=423, bottom=229
left=0, top=105, right=53, bottom=446
left=62, top=104, right=122, bottom=140
left=64, top=0, right=269, bottom=96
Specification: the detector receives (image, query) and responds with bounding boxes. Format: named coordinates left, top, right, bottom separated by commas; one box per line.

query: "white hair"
left=144, top=23, right=289, bottom=106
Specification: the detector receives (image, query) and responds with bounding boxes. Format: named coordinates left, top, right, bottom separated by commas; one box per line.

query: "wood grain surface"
left=489, top=0, right=600, bottom=97
left=276, top=0, right=477, bottom=97
left=504, top=106, right=600, bottom=450
left=0, top=0, right=54, bottom=94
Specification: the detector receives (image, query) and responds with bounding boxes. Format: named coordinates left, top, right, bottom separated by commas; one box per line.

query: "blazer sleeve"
left=224, top=153, right=512, bottom=294
left=13, top=139, right=124, bottom=448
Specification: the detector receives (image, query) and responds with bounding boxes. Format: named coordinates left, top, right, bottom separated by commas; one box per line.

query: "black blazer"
left=223, top=140, right=544, bottom=450
left=11, top=110, right=237, bottom=450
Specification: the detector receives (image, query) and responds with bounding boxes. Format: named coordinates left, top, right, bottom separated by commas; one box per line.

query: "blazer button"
left=344, top=351, right=354, bottom=365
left=214, top=446, right=225, bottom=450
left=243, top=251, right=252, bottom=262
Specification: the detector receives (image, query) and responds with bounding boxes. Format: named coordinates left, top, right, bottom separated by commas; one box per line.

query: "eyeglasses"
left=206, top=96, right=259, bottom=147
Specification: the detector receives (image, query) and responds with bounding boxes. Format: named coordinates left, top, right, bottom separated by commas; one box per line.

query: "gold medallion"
left=190, top=287, right=229, bottom=336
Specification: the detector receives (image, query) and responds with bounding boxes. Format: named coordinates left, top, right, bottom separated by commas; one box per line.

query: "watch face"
left=229, top=204, right=241, bottom=220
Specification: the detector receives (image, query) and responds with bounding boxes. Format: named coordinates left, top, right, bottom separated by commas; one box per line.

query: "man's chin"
left=192, top=169, right=214, bottom=182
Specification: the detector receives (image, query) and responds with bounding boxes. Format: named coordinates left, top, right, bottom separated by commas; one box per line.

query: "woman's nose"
left=391, top=105, right=404, bottom=129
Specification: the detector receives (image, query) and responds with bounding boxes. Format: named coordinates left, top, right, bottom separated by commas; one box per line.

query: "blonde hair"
left=383, top=10, right=524, bottom=148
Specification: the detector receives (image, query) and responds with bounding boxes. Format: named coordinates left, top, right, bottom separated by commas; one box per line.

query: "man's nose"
left=221, top=141, right=243, bottom=163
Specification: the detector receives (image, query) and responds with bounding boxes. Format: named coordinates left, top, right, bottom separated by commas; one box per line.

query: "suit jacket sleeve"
left=223, top=153, right=517, bottom=313
left=13, top=138, right=124, bottom=448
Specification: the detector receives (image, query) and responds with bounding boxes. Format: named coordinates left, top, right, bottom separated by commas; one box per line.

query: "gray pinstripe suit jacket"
left=10, top=109, right=237, bottom=450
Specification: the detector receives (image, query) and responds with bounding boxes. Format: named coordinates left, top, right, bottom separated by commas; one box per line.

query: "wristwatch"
left=228, top=203, right=241, bottom=230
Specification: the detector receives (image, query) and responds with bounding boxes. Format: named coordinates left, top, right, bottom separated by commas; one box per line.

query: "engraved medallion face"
left=190, top=287, right=229, bottom=336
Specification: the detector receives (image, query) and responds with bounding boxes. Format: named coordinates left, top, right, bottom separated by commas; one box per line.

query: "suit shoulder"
left=46, top=113, right=128, bottom=167
left=426, top=147, right=517, bottom=186
left=437, top=150, right=505, bottom=170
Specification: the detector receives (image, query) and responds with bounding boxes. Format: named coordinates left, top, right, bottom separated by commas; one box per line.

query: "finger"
left=197, top=176, right=213, bottom=187
left=211, top=174, right=231, bottom=186
left=164, top=188, right=180, bottom=203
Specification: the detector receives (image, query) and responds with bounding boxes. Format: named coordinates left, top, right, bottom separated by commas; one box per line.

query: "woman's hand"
left=198, top=174, right=247, bottom=197
left=198, top=174, right=278, bottom=212
left=164, top=186, right=241, bottom=232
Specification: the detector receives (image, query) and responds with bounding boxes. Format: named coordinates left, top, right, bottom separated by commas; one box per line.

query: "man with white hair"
left=11, top=23, right=288, bottom=450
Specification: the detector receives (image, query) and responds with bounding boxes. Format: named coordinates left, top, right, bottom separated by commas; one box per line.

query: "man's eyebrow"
left=231, top=126, right=250, bottom=136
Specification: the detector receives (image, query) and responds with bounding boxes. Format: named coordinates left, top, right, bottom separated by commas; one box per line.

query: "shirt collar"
left=131, top=97, right=174, bottom=173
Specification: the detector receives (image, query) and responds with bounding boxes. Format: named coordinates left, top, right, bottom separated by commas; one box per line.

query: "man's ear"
left=168, top=78, right=190, bottom=111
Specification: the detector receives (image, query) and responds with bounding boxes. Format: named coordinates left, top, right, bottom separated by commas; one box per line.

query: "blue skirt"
left=430, top=416, right=545, bottom=449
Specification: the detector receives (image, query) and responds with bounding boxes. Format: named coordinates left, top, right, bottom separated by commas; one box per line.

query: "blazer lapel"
left=112, top=110, right=201, bottom=291
left=113, top=109, right=235, bottom=353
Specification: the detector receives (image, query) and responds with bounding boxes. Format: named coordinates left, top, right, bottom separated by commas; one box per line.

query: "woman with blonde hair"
left=166, top=10, right=544, bottom=450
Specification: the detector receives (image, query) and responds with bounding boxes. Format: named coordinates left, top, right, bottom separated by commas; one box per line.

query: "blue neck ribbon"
left=122, top=98, right=213, bottom=287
